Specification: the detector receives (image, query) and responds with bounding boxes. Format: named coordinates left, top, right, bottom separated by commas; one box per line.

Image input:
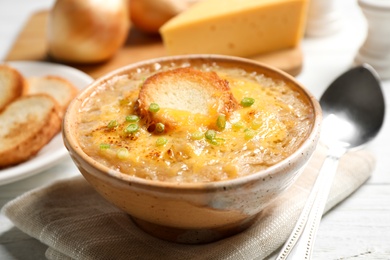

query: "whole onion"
left=130, top=0, right=199, bottom=34
left=47, top=0, right=129, bottom=64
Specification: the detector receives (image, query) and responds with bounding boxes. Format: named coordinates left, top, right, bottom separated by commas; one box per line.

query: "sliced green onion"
left=216, top=114, right=226, bottom=131
left=149, top=103, right=160, bottom=113
left=241, top=97, right=255, bottom=107
left=156, top=137, right=168, bottom=146
left=124, top=123, right=139, bottom=133
left=99, top=143, right=110, bottom=149
left=232, top=121, right=245, bottom=131
left=244, top=128, right=256, bottom=140
left=208, top=137, right=225, bottom=146
left=125, top=115, right=139, bottom=122
left=191, top=131, right=204, bottom=140
left=119, top=99, right=130, bottom=106
left=155, top=122, right=165, bottom=133
left=117, top=148, right=129, bottom=159
left=107, top=120, right=118, bottom=129
left=205, top=130, right=217, bottom=141
left=251, top=119, right=262, bottom=130
left=208, top=139, right=219, bottom=145
left=204, top=129, right=224, bottom=145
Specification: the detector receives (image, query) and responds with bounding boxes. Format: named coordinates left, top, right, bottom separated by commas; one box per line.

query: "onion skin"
left=130, top=0, right=199, bottom=34
left=47, top=0, right=130, bottom=64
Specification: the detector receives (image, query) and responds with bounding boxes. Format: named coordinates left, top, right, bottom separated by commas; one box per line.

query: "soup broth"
left=76, top=63, right=314, bottom=183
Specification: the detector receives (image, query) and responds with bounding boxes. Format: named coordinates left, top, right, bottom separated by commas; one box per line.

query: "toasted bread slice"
left=25, top=75, right=79, bottom=116
left=0, top=94, right=62, bottom=168
left=138, top=67, right=238, bottom=130
left=0, top=65, right=25, bottom=112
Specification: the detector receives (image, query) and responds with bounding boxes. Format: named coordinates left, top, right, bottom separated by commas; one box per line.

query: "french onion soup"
left=76, top=63, right=314, bottom=183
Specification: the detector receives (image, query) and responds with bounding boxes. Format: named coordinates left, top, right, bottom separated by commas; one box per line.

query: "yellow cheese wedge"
left=160, top=0, right=308, bottom=57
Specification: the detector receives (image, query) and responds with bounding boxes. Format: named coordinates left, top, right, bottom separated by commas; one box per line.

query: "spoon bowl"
left=320, top=64, right=385, bottom=149
left=277, top=64, right=385, bottom=259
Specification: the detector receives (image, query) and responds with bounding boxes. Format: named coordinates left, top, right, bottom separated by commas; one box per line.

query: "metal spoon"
left=276, top=64, right=385, bottom=259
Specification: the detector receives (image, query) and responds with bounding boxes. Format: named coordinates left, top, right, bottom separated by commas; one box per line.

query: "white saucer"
left=0, top=61, right=93, bottom=186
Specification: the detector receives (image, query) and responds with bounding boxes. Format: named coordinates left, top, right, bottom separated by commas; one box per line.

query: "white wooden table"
left=1, top=1, right=390, bottom=259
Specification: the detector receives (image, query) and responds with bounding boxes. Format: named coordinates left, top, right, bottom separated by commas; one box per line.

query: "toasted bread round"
left=0, top=94, right=62, bottom=168
left=0, top=65, right=25, bottom=112
left=25, top=75, right=79, bottom=116
left=138, top=67, right=238, bottom=131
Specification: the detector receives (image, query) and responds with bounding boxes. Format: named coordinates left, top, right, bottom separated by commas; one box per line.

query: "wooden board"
left=5, top=11, right=303, bottom=79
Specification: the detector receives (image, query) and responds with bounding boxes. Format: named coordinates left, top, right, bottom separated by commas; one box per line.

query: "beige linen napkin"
left=2, top=144, right=375, bottom=260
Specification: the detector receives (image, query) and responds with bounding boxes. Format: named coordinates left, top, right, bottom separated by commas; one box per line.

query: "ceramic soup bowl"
left=63, top=54, right=321, bottom=244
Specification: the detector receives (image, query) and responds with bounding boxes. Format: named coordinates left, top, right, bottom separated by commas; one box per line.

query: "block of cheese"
left=160, top=0, right=308, bottom=57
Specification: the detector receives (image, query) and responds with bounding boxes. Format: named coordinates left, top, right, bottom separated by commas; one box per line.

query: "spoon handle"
left=276, top=146, right=346, bottom=259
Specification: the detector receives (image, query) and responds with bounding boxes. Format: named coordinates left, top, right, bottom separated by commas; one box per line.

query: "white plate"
left=0, top=61, right=93, bottom=186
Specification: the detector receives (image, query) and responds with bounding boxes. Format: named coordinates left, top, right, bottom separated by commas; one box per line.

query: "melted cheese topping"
left=77, top=65, right=314, bottom=183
